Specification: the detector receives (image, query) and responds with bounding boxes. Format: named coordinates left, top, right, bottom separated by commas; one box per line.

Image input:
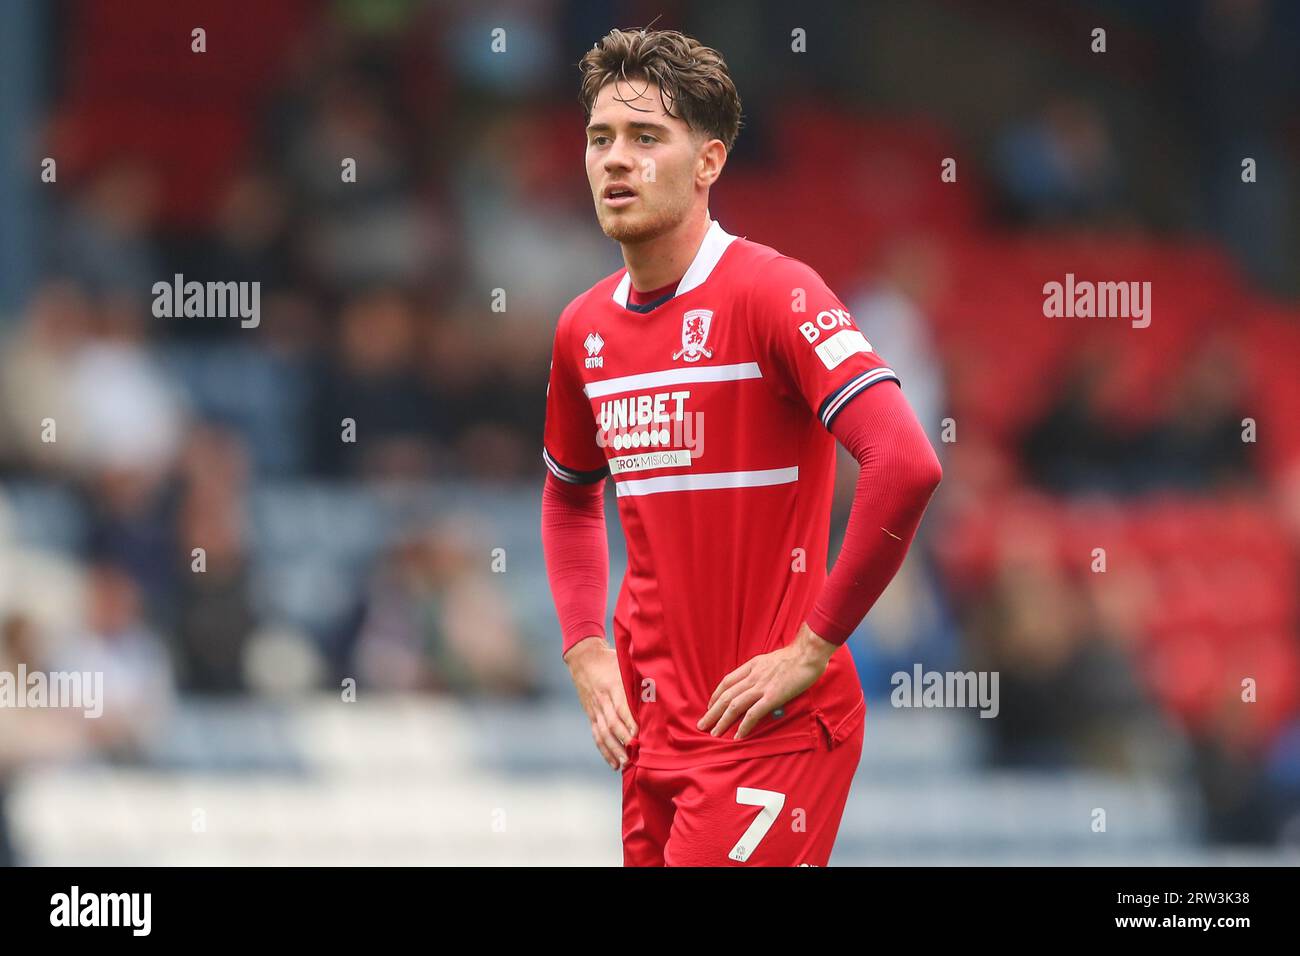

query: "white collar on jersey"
left=611, top=217, right=738, bottom=308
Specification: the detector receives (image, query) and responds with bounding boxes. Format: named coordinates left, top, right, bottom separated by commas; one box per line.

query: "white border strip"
left=820, top=367, right=898, bottom=426
left=584, top=362, right=762, bottom=399
left=612, top=218, right=736, bottom=307
left=615, top=466, right=798, bottom=498
left=543, top=447, right=600, bottom=483
left=676, top=219, right=737, bottom=297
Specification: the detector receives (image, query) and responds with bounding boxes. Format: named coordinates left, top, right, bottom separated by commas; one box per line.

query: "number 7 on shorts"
left=728, top=787, right=786, bottom=863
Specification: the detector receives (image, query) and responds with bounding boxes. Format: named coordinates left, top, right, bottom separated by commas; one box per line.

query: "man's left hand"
left=698, top=623, right=837, bottom=740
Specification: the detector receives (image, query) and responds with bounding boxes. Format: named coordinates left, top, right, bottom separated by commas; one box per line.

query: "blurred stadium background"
left=1, top=0, right=1299, bottom=865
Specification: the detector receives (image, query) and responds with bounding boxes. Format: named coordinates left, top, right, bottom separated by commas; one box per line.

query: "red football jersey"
left=543, top=219, right=900, bottom=770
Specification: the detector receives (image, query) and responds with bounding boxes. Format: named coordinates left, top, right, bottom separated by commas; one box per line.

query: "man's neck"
left=620, top=212, right=712, bottom=294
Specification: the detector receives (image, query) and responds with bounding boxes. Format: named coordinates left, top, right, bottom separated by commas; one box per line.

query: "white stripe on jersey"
left=584, top=361, right=762, bottom=399
left=614, top=466, right=798, bottom=497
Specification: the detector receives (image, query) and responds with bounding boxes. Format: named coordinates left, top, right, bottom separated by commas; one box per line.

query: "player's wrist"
left=793, top=622, right=837, bottom=667
left=563, top=634, right=608, bottom=667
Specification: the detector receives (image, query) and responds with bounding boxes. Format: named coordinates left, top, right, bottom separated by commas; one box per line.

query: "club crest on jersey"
left=584, top=331, right=604, bottom=368
left=672, top=309, right=714, bottom=363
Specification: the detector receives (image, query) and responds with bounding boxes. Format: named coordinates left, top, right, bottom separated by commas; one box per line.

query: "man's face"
left=585, top=78, right=703, bottom=244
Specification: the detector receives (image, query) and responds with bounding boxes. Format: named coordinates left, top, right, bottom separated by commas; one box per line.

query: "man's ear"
left=697, top=138, right=727, bottom=188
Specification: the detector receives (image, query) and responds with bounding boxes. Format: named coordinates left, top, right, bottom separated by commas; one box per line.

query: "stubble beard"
left=596, top=190, right=691, bottom=245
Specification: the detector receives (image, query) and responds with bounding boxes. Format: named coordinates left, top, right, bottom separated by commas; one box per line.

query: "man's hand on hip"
left=698, top=623, right=837, bottom=740
left=565, top=636, right=638, bottom=770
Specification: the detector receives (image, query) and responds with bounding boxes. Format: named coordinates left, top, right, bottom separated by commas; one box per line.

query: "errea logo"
left=584, top=331, right=605, bottom=368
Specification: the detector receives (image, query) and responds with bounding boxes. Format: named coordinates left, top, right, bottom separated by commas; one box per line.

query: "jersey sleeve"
left=542, top=305, right=610, bottom=484
left=747, top=255, right=900, bottom=430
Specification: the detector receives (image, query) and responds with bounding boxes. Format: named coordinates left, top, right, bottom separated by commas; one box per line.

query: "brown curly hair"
left=579, top=28, right=742, bottom=153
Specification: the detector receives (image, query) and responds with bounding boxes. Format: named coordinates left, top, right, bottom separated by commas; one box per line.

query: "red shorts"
left=621, top=716, right=864, bottom=866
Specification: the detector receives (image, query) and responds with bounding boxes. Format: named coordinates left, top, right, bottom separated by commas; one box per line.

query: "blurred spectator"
left=82, top=468, right=179, bottom=624
left=0, top=279, right=93, bottom=476
left=312, top=287, right=441, bottom=479
left=967, top=527, right=1167, bottom=772
left=1136, top=338, right=1257, bottom=493
left=281, top=73, right=445, bottom=290
left=848, top=236, right=949, bottom=450
left=453, top=110, right=622, bottom=320
left=0, top=607, right=119, bottom=865
left=1021, top=343, right=1145, bottom=494
left=991, top=95, right=1125, bottom=227
left=67, top=295, right=189, bottom=476
left=348, top=519, right=538, bottom=697
left=47, top=159, right=161, bottom=297
left=162, top=169, right=296, bottom=343
left=0, top=495, right=85, bottom=644
left=0, top=613, right=85, bottom=866
left=171, top=425, right=258, bottom=694
left=1265, top=716, right=1300, bottom=847
left=48, top=563, right=175, bottom=759
left=1191, top=700, right=1288, bottom=844
left=0, top=615, right=38, bottom=866
left=1023, top=339, right=1256, bottom=495
left=71, top=294, right=189, bottom=616
left=1184, top=0, right=1298, bottom=295
left=413, top=308, right=544, bottom=479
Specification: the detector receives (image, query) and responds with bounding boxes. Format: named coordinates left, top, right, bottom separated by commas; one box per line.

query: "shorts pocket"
left=813, top=699, right=865, bottom=750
